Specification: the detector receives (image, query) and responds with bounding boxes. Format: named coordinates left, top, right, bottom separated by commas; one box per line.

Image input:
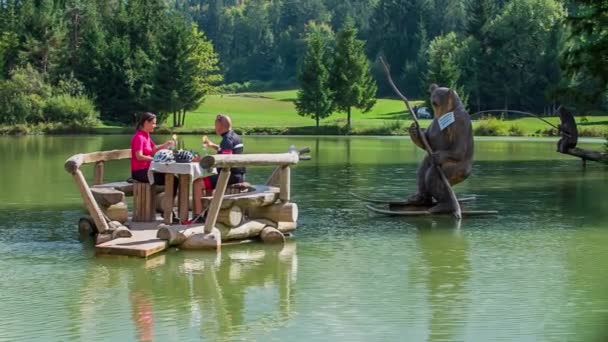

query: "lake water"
left=0, top=135, right=607, bottom=341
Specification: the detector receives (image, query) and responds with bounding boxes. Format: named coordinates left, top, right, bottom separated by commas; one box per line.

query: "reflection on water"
left=414, top=218, right=470, bottom=342
left=74, top=243, right=297, bottom=341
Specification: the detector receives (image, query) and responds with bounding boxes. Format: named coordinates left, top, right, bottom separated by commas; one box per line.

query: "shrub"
left=508, top=124, right=525, bottom=136
left=0, top=65, right=51, bottom=124
left=43, top=94, right=99, bottom=126
left=474, top=117, right=509, bottom=136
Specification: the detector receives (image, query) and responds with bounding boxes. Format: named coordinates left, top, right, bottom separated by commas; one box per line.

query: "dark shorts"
left=131, top=169, right=178, bottom=193
left=202, top=173, right=244, bottom=190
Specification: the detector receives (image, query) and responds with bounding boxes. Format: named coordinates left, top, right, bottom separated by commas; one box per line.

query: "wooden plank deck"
left=95, top=218, right=168, bottom=258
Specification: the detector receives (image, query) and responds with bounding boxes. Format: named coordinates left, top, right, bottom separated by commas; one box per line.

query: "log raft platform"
left=65, top=147, right=310, bottom=258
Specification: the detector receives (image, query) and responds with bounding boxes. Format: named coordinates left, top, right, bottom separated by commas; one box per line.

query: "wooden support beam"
left=73, top=169, right=109, bottom=233
left=204, top=170, right=231, bottom=234
left=279, top=166, right=290, bottom=202
left=178, top=174, right=190, bottom=223
left=163, top=174, right=175, bottom=224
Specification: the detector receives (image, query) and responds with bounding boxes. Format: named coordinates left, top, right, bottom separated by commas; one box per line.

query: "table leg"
left=163, top=173, right=174, bottom=224
left=178, top=174, right=190, bottom=223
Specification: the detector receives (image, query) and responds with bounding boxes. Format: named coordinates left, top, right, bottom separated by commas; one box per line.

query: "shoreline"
left=1, top=124, right=606, bottom=139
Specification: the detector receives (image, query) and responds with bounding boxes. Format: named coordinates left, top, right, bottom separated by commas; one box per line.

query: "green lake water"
left=0, top=135, right=607, bottom=341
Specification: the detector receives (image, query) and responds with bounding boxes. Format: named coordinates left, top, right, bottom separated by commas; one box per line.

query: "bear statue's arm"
left=408, top=123, right=427, bottom=150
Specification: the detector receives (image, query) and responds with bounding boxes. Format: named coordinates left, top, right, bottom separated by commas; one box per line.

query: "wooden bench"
left=201, top=185, right=280, bottom=209
left=92, top=180, right=165, bottom=197
left=92, top=181, right=134, bottom=196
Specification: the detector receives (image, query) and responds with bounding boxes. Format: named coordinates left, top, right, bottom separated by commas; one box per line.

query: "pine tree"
left=330, top=20, right=376, bottom=132
left=425, top=32, right=467, bottom=107
left=295, top=23, right=334, bottom=129
left=562, top=0, right=608, bottom=104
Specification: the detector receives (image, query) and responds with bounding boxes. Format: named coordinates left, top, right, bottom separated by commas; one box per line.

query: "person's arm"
left=135, top=150, right=154, bottom=162
left=152, top=140, right=175, bottom=153
left=202, top=136, right=220, bottom=151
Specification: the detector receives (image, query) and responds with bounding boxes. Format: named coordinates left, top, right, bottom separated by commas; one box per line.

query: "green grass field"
left=174, top=90, right=607, bottom=137
left=183, top=90, right=424, bottom=128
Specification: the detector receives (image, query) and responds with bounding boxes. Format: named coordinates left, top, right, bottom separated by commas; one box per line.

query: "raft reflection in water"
left=118, top=242, right=297, bottom=341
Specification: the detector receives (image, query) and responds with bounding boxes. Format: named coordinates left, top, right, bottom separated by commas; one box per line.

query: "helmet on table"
left=174, top=150, right=194, bottom=163
left=153, top=149, right=174, bottom=163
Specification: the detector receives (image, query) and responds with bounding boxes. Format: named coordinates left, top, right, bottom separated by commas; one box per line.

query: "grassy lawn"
left=183, top=90, right=425, bottom=129
left=176, top=90, right=607, bottom=137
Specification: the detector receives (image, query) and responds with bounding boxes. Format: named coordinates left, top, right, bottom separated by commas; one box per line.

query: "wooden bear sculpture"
left=405, top=84, right=474, bottom=213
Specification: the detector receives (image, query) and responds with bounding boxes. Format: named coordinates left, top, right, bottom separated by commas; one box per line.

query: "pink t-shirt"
left=130, top=130, right=156, bottom=171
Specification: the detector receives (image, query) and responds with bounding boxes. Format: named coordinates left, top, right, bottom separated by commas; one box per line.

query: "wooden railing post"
left=204, top=170, right=231, bottom=234
left=93, top=161, right=104, bottom=185
left=279, top=166, right=290, bottom=202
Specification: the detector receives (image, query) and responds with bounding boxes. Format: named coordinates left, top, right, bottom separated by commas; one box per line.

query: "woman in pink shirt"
left=130, top=112, right=176, bottom=186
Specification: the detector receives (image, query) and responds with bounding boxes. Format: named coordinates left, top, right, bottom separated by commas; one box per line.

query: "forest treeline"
left=0, top=0, right=605, bottom=127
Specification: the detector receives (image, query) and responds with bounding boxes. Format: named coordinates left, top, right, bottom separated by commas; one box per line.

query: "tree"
left=460, top=0, right=496, bottom=112
left=425, top=32, right=468, bottom=107
left=561, top=0, right=608, bottom=105
left=295, top=22, right=334, bottom=129
left=368, top=0, right=431, bottom=97
left=483, top=0, right=565, bottom=111
left=153, top=15, right=222, bottom=127
left=177, top=23, right=222, bottom=126
left=330, top=21, right=377, bottom=132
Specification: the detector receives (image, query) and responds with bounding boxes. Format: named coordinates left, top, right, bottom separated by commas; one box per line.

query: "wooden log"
left=179, top=227, right=221, bottom=250
left=96, top=233, right=113, bottom=245
left=93, top=161, right=104, bottom=185
left=217, top=205, right=243, bottom=227
left=91, top=187, right=125, bottom=207
left=279, top=166, right=290, bottom=202
left=217, top=220, right=267, bottom=240
left=200, top=153, right=299, bottom=169
left=104, top=202, right=128, bottom=223
left=78, top=216, right=96, bottom=238
left=157, top=224, right=205, bottom=245
left=562, top=147, right=608, bottom=164
left=260, top=226, right=285, bottom=244
left=201, top=185, right=279, bottom=209
left=256, top=219, right=297, bottom=233
left=248, top=203, right=298, bottom=223
left=64, top=149, right=131, bottom=174
left=204, top=170, right=231, bottom=234
left=111, top=225, right=132, bottom=239
left=73, top=169, right=109, bottom=233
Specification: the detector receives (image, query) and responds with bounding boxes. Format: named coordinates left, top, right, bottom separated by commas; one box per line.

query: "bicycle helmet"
left=174, top=150, right=194, bottom=163
left=153, top=149, right=175, bottom=163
